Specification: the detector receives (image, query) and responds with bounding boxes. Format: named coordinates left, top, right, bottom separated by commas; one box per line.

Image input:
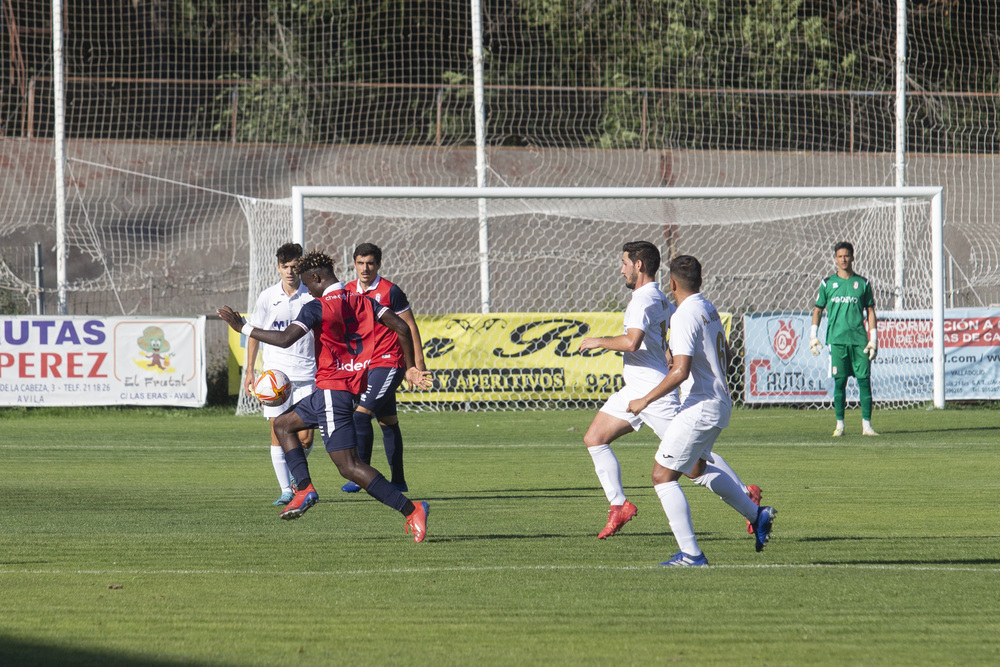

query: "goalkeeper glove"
left=809, top=324, right=823, bottom=356
left=864, top=328, right=878, bottom=360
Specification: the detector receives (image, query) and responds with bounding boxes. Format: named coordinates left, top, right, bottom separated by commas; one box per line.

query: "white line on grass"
left=2, top=563, right=998, bottom=576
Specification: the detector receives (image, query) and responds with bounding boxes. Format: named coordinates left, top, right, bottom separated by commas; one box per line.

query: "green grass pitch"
left=1, top=405, right=998, bottom=665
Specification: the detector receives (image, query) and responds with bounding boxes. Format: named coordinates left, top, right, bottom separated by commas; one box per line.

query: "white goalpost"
left=237, top=185, right=945, bottom=414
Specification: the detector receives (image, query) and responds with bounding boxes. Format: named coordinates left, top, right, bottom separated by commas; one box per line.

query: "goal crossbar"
left=291, top=185, right=945, bottom=408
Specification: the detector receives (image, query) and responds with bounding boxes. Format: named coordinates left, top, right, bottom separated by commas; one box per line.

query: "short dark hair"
left=276, top=242, right=304, bottom=265
left=353, top=243, right=382, bottom=264
left=834, top=241, right=854, bottom=257
left=294, top=250, right=336, bottom=278
left=669, top=255, right=702, bottom=291
left=622, top=241, right=660, bottom=277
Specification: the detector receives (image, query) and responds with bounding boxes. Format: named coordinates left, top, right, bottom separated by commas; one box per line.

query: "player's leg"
left=651, top=459, right=704, bottom=565
left=583, top=393, right=640, bottom=538
left=267, top=416, right=295, bottom=505
left=269, top=380, right=315, bottom=500
left=326, top=420, right=429, bottom=543
left=377, top=415, right=406, bottom=491
left=853, top=347, right=878, bottom=435
left=272, top=400, right=321, bottom=520
left=688, top=453, right=759, bottom=523
left=262, top=385, right=305, bottom=505
left=830, top=345, right=850, bottom=436
left=369, top=368, right=408, bottom=490
left=703, top=450, right=761, bottom=533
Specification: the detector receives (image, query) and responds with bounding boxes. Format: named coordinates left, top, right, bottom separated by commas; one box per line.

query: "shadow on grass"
left=811, top=558, right=1000, bottom=566
left=0, top=635, right=215, bottom=667
left=881, top=425, right=1000, bottom=436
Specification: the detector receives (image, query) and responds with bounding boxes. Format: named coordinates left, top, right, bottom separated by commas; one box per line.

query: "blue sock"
left=381, top=422, right=405, bottom=486
left=284, top=447, right=311, bottom=490
left=353, top=411, right=375, bottom=465
left=365, top=473, right=410, bottom=513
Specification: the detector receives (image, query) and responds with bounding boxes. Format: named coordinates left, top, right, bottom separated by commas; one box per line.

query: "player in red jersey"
left=340, top=242, right=426, bottom=494
left=217, top=251, right=434, bottom=542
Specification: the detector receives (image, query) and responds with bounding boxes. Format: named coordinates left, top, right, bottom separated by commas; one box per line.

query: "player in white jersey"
left=581, top=242, right=675, bottom=538
left=627, top=255, right=776, bottom=565
left=245, top=243, right=317, bottom=505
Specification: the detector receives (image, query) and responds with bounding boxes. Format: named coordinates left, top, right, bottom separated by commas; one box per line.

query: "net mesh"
left=0, top=1, right=995, bottom=402
left=236, top=190, right=936, bottom=414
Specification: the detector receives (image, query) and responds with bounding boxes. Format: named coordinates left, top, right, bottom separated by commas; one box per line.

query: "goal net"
left=237, top=186, right=944, bottom=414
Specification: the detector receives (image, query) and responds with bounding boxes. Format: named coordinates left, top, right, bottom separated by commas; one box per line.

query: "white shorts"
left=654, top=406, right=724, bottom=475
left=600, top=384, right=677, bottom=440
left=262, top=379, right=316, bottom=419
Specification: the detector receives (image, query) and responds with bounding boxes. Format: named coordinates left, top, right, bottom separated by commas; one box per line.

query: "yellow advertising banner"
left=228, top=312, right=732, bottom=402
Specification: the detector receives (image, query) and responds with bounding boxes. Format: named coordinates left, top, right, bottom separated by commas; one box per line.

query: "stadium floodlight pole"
left=53, top=0, right=68, bottom=314
left=288, top=185, right=947, bottom=409
left=471, top=0, right=491, bottom=314
left=893, top=0, right=907, bottom=312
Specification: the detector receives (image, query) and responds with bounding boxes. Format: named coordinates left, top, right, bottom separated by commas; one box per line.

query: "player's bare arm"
left=579, top=327, right=645, bottom=352
left=216, top=305, right=308, bottom=348
left=398, top=308, right=426, bottom=371
left=378, top=309, right=433, bottom=390
left=864, top=304, right=879, bottom=360
left=243, top=335, right=260, bottom=396
left=809, top=306, right=825, bottom=355
left=626, top=354, right=692, bottom=415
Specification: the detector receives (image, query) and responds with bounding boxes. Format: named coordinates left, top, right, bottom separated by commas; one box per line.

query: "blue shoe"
left=272, top=491, right=295, bottom=506
left=659, top=551, right=709, bottom=567
left=392, top=482, right=408, bottom=493
left=289, top=475, right=297, bottom=491
left=753, top=506, right=777, bottom=552
left=341, top=481, right=362, bottom=493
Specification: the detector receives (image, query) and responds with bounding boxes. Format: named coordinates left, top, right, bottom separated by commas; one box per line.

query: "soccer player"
left=627, top=255, right=776, bottom=566
left=340, top=242, right=425, bottom=494
left=244, top=242, right=316, bottom=506
left=217, top=251, right=434, bottom=543
left=809, top=241, right=879, bottom=437
left=580, top=242, right=759, bottom=540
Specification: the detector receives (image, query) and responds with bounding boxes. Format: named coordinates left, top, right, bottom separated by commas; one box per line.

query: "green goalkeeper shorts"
left=830, top=343, right=871, bottom=380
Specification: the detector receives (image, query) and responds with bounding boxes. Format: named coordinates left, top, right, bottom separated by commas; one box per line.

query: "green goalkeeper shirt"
left=814, top=272, right=875, bottom=347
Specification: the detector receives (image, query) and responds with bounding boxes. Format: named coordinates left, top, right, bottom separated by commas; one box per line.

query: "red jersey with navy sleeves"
left=345, top=275, right=411, bottom=369
left=293, top=283, right=389, bottom=393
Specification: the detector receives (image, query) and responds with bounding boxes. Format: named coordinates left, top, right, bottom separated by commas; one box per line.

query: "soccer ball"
left=253, top=369, right=291, bottom=407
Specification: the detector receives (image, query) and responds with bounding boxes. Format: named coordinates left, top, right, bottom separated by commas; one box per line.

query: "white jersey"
left=248, top=281, right=316, bottom=381
left=621, top=282, right=675, bottom=392
left=670, top=292, right=732, bottom=428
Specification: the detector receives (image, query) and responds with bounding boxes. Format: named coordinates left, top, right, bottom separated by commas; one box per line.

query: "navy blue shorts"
left=292, top=388, right=358, bottom=452
left=358, top=366, right=404, bottom=417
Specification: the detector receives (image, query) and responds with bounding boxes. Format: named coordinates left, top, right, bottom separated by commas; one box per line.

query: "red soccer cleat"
left=405, top=501, right=430, bottom=543
left=598, top=500, right=637, bottom=539
left=279, top=483, right=318, bottom=520
left=746, top=485, right=762, bottom=534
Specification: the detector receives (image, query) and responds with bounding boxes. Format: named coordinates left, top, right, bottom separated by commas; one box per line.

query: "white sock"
left=862, top=419, right=873, bottom=430
left=588, top=444, right=626, bottom=506
left=654, top=481, right=701, bottom=556
left=837, top=419, right=845, bottom=429
left=705, top=452, right=748, bottom=495
left=692, top=465, right=759, bottom=521
left=271, top=445, right=292, bottom=493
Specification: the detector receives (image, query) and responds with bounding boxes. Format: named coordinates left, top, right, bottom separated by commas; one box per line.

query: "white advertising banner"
left=743, top=308, right=1000, bottom=404
left=0, top=316, right=207, bottom=407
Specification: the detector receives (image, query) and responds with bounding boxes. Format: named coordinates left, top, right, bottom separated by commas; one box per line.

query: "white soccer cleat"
left=832, top=425, right=845, bottom=437
left=862, top=426, right=879, bottom=436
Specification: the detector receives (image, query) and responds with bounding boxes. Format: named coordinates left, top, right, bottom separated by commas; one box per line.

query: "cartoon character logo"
left=769, top=319, right=799, bottom=360
left=133, top=326, right=176, bottom=374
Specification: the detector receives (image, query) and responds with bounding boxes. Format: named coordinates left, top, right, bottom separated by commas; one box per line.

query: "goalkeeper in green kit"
left=810, top=241, right=879, bottom=437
